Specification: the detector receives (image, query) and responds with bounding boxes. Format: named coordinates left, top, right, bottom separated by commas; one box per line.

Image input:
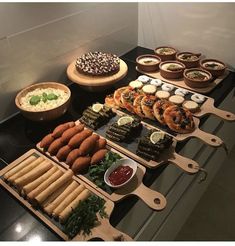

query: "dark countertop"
left=0, top=46, right=234, bottom=241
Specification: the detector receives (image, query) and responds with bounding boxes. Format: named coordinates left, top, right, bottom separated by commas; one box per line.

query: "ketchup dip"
left=108, top=165, right=133, bottom=186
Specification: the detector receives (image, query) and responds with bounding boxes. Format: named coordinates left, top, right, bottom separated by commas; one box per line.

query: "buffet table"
left=0, top=46, right=234, bottom=241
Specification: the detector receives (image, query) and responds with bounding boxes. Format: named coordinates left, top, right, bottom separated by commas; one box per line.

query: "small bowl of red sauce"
left=104, top=158, right=137, bottom=189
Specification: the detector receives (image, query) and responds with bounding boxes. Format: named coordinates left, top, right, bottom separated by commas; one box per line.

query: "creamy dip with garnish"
left=186, top=71, right=210, bottom=81
left=138, top=57, right=159, bottom=65
left=178, top=53, right=198, bottom=61
left=156, top=48, right=175, bottom=55
left=203, top=61, right=225, bottom=70
left=20, top=88, right=69, bottom=112
left=161, top=63, right=183, bottom=72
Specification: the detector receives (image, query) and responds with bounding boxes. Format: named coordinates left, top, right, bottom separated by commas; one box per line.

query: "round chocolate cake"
left=75, top=51, right=120, bottom=76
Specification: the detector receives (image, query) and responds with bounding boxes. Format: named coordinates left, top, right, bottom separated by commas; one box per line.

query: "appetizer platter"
left=107, top=75, right=235, bottom=122
left=36, top=121, right=167, bottom=211
left=136, top=47, right=229, bottom=94
left=0, top=149, right=133, bottom=241
left=67, top=51, right=128, bottom=92
left=104, top=81, right=226, bottom=147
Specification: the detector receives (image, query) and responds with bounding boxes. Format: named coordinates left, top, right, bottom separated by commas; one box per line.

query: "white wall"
left=0, top=3, right=138, bottom=122
left=138, top=3, right=235, bottom=68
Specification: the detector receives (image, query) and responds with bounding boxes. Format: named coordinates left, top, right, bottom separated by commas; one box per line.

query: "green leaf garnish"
left=29, top=95, right=41, bottom=105
left=47, top=93, right=58, bottom=100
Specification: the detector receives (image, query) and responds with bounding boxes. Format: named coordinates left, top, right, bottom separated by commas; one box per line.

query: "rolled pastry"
left=34, top=169, right=73, bottom=205
left=52, top=184, right=85, bottom=218
left=21, top=166, right=57, bottom=196
left=28, top=169, right=63, bottom=202
left=44, top=180, right=78, bottom=215
left=59, top=189, right=91, bottom=223
left=14, top=160, right=53, bottom=189
left=4, top=155, right=36, bottom=180
left=8, top=157, right=44, bottom=183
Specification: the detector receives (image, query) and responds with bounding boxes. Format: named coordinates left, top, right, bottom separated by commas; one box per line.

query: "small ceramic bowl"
left=159, top=61, right=186, bottom=79
left=184, top=68, right=212, bottom=88
left=136, top=54, right=161, bottom=72
left=104, top=158, right=137, bottom=189
left=154, top=46, right=177, bottom=61
left=15, top=82, right=71, bottom=121
left=176, top=52, right=201, bottom=68
left=200, top=59, right=226, bottom=77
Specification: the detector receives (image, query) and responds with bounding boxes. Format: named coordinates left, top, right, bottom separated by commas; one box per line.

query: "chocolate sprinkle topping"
left=75, top=51, right=120, bottom=76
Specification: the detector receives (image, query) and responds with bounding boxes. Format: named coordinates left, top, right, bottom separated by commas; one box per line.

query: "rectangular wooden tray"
left=0, top=149, right=132, bottom=241
left=134, top=74, right=235, bottom=122
left=136, top=67, right=230, bottom=94
left=36, top=141, right=167, bottom=211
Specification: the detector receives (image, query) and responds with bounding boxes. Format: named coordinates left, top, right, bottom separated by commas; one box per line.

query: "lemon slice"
left=92, top=103, right=103, bottom=113
left=150, top=131, right=165, bottom=144
left=117, top=116, right=134, bottom=126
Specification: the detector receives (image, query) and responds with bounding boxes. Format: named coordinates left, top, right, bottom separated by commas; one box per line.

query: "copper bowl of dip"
left=176, top=52, right=201, bottom=68
left=200, top=59, right=226, bottom=77
left=159, top=61, right=186, bottom=79
left=154, top=46, right=177, bottom=61
left=136, top=54, right=161, bottom=72
left=184, top=68, right=212, bottom=88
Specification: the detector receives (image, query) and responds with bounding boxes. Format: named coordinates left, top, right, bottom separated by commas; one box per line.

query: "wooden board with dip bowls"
left=15, top=82, right=71, bottom=121
left=36, top=125, right=167, bottom=211
left=136, top=63, right=229, bottom=94
left=0, top=149, right=133, bottom=241
left=66, top=59, right=128, bottom=92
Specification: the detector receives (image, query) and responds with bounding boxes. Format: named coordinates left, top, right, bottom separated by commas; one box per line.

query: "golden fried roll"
left=153, top=99, right=174, bottom=125
left=113, top=87, right=128, bottom=108
left=59, top=189, right=91, bottom=223
left=133, top=95, right=146, bottom=118
left=22, top=166, right=57, bottom=196
left=4, top=156, right=36, bottom=180
left=141, top=95, right=158, bottom=120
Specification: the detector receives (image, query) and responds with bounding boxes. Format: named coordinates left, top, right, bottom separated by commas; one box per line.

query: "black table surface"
left=0, top=46, right=234, bottom=241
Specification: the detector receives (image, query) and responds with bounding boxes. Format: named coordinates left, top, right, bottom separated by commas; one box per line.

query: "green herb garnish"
left=42, top=92, right=47, bottom=103
left=64, top=195, right=107, bottom=238
left=47, top=93, right=58, bottom=100
left=29, top=95, right=41, bottom=105
left=88, top=151, right=122, bottom=190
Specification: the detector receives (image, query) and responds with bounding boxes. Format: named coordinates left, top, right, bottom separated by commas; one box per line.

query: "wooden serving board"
left=36, top=143, right=167, bottom=211
left=136, top=66, right=230, bottom=94
left=133, top=75, right=235, bottom=122
left=67, top=59, right=128, bottom=87
left=0, top=149, right=132, bottom=241
left=113, top=108, right=224, bottom=148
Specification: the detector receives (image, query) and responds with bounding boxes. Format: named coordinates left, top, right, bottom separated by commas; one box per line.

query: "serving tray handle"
left=197, top=98, right=235, bottom=121
left=189, top=127, right=223, bottom=147
left=132, top=183, right=167, bottom=211
left=80, top=216, right=133, bottom=241
left=168, top=152, right=200, bottom=174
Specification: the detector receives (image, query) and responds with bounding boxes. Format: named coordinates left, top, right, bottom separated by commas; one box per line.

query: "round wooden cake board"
left=66, top=59, right=128, bottom=89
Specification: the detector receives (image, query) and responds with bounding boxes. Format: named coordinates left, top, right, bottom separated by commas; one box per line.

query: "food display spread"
left=2, top=153, right=109, bottom=239
left=105, top=78, right=198, bottom=134
left=75, top=51, right=120, bottom=76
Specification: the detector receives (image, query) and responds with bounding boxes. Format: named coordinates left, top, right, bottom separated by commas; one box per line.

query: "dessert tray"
left=0, top=149, right=132, bottom=241
left=67, top=59, right=128, bottom=91
left=136, top=67, right=229, bottom=94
